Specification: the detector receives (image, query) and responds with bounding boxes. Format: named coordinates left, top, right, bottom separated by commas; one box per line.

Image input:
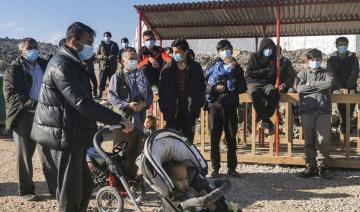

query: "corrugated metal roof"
left=134, top=0, right=360, bottom=39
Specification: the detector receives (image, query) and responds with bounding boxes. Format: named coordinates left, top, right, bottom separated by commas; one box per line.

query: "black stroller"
left=137, top=128, right=239, bottom=212
left=93, top=125, right=145, bottom=212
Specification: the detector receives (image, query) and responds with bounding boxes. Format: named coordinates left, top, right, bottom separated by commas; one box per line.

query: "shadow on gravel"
left=225, top=170, right=360, bottom=208
left=0, top=181, right=51, bottom=197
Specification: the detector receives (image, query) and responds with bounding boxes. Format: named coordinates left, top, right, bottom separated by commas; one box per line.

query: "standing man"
left=296, top=49, right=334, bottom=179
left=245, top=37, right=280, bottom=136
left=327, top=37, right=359, bottom=134
left=206, top=40, right=246, bottom=177
left=109, top=48, right=153, bottom=131
left=159, top=38, right=205, bottom=144
left=96, top=31, right=119, bottom=99
left=31, top=22, right=133, bottom=212
left=3, top=38, right=57, bottom=201
left=138, top=30, right=171, bottom=87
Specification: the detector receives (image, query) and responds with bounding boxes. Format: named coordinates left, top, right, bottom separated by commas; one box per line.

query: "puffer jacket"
left=31, top=46, right=123, bottom=150
left=295, top=67, right=335, bottom=114
left=3, top=56, right=47, bottom=130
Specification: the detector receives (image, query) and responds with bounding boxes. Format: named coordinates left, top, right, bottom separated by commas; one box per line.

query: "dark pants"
left=51, top=148, right=94, bottom=212
left=247, top=83, right=280, bottom=122
left=166, top=107, right=196, bottom=144
left=13, top=113, right=57, bottom=195
left=142, top=66, right=160, bottom=87
left=208, top=102, right=238, bottom=170
left=98, top=68, right=114, bottom=92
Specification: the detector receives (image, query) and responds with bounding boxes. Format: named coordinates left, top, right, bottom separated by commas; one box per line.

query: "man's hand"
left=120, top=119, right=134, bottom=133
left=103, top=55, right=108, bottom=60
left=148, top=57, right=160, bottom=68
left=215, top=85, right=225, bottom=93
left=343, top=89, right=349, bottom=95
left=128, top=102, right=139, bottom=111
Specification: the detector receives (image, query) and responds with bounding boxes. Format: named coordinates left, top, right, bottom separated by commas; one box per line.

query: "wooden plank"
left=285, top=102, right=293, bottom=158
left=345, top=104, right=350, bottom=158
left=200, top=110, right=205, bottom=153
left=251, top=106, right=256, bottom=155
left=240, top=93, right=360, bottom=104
left=358, top=108, right=360, bottom=153
left=243, top=103, right=248, bottom=144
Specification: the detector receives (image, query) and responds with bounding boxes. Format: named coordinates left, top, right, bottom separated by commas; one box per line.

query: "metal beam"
left=135, top=0, right=360, bottom=13
left=152, top=17, right=360, bottom=29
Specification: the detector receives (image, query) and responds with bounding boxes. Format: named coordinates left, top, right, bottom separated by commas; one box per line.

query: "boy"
left=296, top=48, right=335, bottom=179
left=164, top=160, right=230, bottom=211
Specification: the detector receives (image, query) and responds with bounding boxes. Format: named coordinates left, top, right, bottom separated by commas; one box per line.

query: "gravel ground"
left=0, top=138, right=359, bottom=212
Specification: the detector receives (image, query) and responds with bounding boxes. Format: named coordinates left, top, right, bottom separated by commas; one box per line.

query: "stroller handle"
left=93, top=124, right=125, bottom=159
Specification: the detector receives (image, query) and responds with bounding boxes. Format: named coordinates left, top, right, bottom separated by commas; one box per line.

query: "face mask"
left=25, top=49, right=39, bottom=62
left=220, top=50, right=232, bottom=60
left=104, top=37, right=111, bottom=43
left=78, top=44, right=94, bottom=61
left=337, top=46, right=348, bottom=54
left=173, top=53, right=184, bottom=62
left=263, top=49, right=273, bottom=57
left=145, top=40, right=155, bottom=49
left=127, top=60, right=138, bottom=71
left=121, top=42, right=129, bottom=48
left=223, top=64, right=233, bottom=73
left=309, top=60, right=321, bottom=69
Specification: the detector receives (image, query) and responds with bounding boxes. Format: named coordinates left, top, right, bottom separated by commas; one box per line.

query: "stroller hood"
left=136, top=129, right=207, bottom=197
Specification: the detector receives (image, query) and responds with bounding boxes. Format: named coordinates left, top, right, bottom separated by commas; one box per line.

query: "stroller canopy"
left=137, top=129, right=207, bottom=196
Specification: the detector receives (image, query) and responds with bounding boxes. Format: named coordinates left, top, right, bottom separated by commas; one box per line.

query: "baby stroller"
left=93, top=125, right=145, bottom=212
left=137, top=128, right=239, bottom=212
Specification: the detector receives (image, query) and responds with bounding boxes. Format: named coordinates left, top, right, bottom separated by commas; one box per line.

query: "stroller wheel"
left=126, top=180, right=145, bottom=204
left=96, top=186, right=124, bottom=212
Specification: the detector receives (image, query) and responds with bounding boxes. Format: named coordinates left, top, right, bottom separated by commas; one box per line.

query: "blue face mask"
left=337, top=46, right=348, bottom=54
left=145, top=40, right=155, bottom=49
left=121, top=42, right=129, bottom=48
left=25, top=49, right=39, bottom=62
left=220, top=50, right=232, bottom=60
left=173, top=53, right=184, bottom=62
left=223, top=64, right=233, bottom=74
left=78, top=44, right=94, bottom=61
left=263, top=49, right=273, bottom=57
left=127, top=60, right=138, bottom=71
left=309, top=60, right=321, bottom=69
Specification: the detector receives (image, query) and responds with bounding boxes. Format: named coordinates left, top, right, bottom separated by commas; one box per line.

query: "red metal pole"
left=160, top=39, right=163, bottom=47
left=255, top=37, right=259, bottom=53
left=275, top=5, right=281, bottom=157
left=137, top=12, right=143, bottom=52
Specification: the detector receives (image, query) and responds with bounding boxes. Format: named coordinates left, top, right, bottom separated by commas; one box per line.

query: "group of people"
left=3, top=19, right=359, bottom=212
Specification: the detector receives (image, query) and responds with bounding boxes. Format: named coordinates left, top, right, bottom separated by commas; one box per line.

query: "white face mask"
left=309, top=60, right=321, bottom=69
left=121, top=42, right=129, bottom=48
left=127, top=60, right=138, bottom=71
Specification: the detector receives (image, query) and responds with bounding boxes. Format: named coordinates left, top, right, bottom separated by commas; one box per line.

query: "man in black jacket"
left=327, top=37, right=360, bottom=134
left=159, top=38, right=205, bottom=144
left=206, top=40, right=246, bottom=177
left=96, top=31, right=119, bottom=99
left=3, top=38, right=57, bottom=201
left=245, top=37, right=280, bottom=136
left=31, top=22, right=133, bottom=212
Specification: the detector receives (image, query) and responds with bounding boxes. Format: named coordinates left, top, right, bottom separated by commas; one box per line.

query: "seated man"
left=327, top=36, right=359, bottom=134
left=245, top=37, right=280, bottom=136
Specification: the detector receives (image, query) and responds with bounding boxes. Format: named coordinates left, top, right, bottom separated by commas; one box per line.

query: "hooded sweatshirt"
left=245, top=37, right=277, bottom=85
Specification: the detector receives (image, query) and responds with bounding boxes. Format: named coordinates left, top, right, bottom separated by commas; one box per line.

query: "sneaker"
left=21, top=194, right=41, bottom=201
left=318, top=167, right=332, bottom=179
left=297, top=166, right=317, bottom=178
left=227, top=169, right=241, bottom=178
left=210, top=169, right=220, bottom=178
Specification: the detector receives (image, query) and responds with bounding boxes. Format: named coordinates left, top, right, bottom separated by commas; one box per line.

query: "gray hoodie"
left=295, top=67, right=335, bottom=114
